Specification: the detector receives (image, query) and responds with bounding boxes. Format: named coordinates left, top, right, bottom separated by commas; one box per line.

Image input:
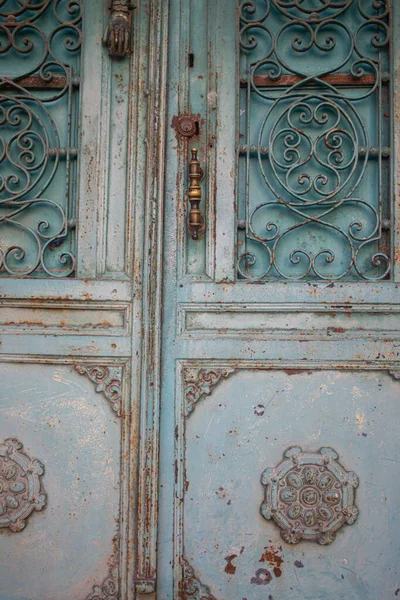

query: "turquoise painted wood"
left=1, top=1, right=400, bottom=599
left=0, top=1, right=140, bottom=598
left=158, top=1, right=400, bottom=599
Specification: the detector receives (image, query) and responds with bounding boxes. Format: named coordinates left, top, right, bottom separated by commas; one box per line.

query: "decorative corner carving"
left=103, top=0, right=135, bottom=58
left=0, top=438, right=47, bottom=533
left=181, top=559, right=217, bottom=600
left=261, top=447, right=359, bottom=546
left=85, top=560, right=118, bottom=600
left=75, top=365, right=123, bottom=417
left=184, top=367, right=236, bottom=416
left=389, top=370, right=400, bottom=381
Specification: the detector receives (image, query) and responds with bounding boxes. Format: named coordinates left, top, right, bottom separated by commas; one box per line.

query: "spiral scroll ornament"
left=0, top=0, right=82, bottom=277
left=238, top=0, right=391, bottom=281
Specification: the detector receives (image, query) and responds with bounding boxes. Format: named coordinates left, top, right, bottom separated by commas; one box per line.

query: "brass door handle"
left=187, top=147, right=204, bottom=240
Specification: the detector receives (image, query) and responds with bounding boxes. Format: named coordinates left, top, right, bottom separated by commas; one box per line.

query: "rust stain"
left=328, top=327, right=346, bottom=334
left=284, top=369, right=313, bottom=376
left=259, top=545, right=284, bottom=578
left=242, top=73, right=379, bottom=88
left=224, top=554, right=237, bottom=575
left=2, top=75, right=69, bottom=89
left=216, top=487, right=227, bottom=499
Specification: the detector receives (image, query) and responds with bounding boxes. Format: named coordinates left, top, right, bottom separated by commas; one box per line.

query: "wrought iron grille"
left=0, top=0, right=82, bottom=277
left=237, top=0, right=392, bottom=281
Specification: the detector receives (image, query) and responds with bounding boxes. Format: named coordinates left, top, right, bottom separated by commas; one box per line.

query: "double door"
left=1, top=1, right=399, bottom=599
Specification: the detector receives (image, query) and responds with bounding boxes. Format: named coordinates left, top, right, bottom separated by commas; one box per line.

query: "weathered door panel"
left=158, top=1, right=400, bottom=599
left=0, top=0, right=147, bottom=598
left=180, top=368, right=400, bottom=600
left=0, top=363, right=122, bottom=600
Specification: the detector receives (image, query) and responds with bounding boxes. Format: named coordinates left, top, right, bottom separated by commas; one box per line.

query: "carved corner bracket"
left=75, top=365, right=123, bottom=417
left=0, top=438, right=47, bottom=533
left=184, top=367, right=236, bottom=417
left=103, top=0, right=135, bottom=58
left=84, top=559, right=118, bottom=600
left=181, top=559, right=217, bottom=600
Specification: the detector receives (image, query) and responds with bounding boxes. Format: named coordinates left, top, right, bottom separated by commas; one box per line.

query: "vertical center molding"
left=133, top=0, right=170, bottom=594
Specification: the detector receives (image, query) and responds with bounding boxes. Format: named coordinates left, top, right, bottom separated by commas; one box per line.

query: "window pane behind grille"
left=237, top=0, right=391, bottom=281
left=0, top=1, right=82, bottom=278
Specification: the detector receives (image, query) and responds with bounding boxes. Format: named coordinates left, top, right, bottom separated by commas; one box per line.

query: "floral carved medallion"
left=261, top=446, right=359, bottom=545
left=0, top=438, right=47, bottom=532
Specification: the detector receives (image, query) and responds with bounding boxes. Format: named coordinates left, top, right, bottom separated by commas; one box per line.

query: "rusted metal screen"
left=237, top=0, right=392, bottom=281
left=0, top=1, right=82, bottom=277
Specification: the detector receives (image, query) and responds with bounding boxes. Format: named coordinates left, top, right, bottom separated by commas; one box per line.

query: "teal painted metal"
left=0, top=1, right=82, bottom=277
left=237, top=0, right=392, bottom=281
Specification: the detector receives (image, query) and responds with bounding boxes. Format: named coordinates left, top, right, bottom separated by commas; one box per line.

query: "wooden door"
left=0, top=1, right=145, bottom=598
left=157, top=1, right=400, bottom=599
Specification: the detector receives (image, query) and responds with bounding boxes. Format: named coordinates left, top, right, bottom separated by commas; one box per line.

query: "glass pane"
left=0, top=0, right=82, bottom=277
left=237, top=0, right=391, bottom=281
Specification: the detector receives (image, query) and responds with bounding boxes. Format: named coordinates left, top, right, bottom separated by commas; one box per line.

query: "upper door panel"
left=171, top=0, right=400, bottom=300
left=238, top=0, right=392, bottom=282
left=0, top=0, right=134, bottom=286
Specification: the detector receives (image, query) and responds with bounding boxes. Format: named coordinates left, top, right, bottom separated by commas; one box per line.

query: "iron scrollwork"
left=238, top=0, right=391, bottom=281
left=0, top=0, right=82, bottom=277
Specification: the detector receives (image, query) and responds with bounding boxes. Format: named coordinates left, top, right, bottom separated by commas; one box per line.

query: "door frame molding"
left=133, top=0, right=170, bottom=595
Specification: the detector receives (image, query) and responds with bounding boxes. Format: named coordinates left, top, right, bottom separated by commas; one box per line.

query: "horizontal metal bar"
left=240, top=73, right=390, bottom=88
left=237, top=218, right=391, bottom=231
left=0, top=76, right=80, bottom=89
left=48, top=148, right=79, bottom=159
left=238, top=145, right=391, bottom=158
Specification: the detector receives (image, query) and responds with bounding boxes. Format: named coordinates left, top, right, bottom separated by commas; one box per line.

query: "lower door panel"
left=0, top=362, right=124, bottom=600
left=176, top=366, right=400, bottom=600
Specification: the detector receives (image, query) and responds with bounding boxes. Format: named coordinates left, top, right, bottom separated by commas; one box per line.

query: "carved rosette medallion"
left=0, top=438, right=47, bottom=532
left=261, top=447, right=359, bottom=545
